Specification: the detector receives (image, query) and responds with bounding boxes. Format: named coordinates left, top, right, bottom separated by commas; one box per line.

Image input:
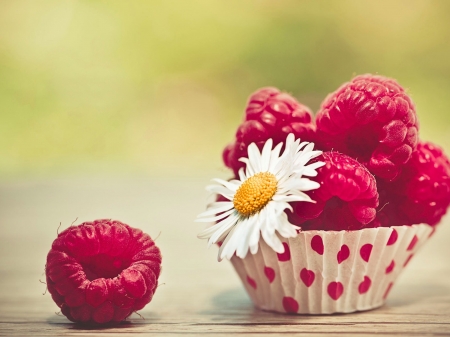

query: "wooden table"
left=0, top=176, right=449, bottom=336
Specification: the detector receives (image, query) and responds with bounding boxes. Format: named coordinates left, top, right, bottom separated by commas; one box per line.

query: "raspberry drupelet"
left=288, top=152, right=379, bottom=231
left=315, top=74, right=419, bottom=181
left=223, top=87, right=316, bottom=176
left=45, top=219, right=162, bottom=325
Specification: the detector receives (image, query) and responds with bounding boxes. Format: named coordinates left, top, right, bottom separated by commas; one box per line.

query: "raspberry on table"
left=223, top=87, right=316, bottom=176
left=315, top=74, right=419, bottom=181
left=46, top=219, right=162, bottom=325
left=288, top=152, right=379, bottom=231
left=374, top=142, right=450, bottom=227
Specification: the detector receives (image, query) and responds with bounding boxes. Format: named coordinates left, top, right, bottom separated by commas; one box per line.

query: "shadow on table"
left=46, top=311, right=161, bottom=330
left=204, top=280, right=448, bottom=320
left=198, top=287, right=257, bottom=317
left=202, top=287, right=359, bottom=322
left=211, top=287, right=253, bottom=310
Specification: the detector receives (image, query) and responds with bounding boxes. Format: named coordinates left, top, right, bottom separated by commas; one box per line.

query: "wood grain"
left=0, top=176, right=449, bottom=336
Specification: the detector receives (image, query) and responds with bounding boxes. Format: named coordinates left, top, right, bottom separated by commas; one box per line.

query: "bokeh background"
left=1, top=0, right=450, bottom=180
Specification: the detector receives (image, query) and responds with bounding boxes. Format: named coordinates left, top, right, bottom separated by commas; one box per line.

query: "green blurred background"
left=1, top=0, right=450, bottom=180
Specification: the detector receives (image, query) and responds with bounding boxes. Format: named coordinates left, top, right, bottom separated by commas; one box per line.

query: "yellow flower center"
left=233, top=172, right=278, bottom=217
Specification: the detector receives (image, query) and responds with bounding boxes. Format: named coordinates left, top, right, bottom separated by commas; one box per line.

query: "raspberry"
left=288, top=152, right=379, bottom=231
left=46, top=219, right=162, bottom=325
left=223, top=87, right=316, bottom=176
left=368, top=180, right=410, bottom=228
left=315, top=74, right=419, bottom=181
left=374, top=142, right=450, bottom=227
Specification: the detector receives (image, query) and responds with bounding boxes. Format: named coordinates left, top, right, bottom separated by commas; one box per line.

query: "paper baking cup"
left=230, top=224, right=434, bottom=314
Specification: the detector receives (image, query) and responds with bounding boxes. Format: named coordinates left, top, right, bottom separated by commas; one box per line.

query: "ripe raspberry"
left=315, top=74, right=419, bottom=181
left=368, top=180, right=410, bottom=228
left=288, top=152, right=379, bottom=230
left=374, top=142, right=450, bottom=227
left=46, top=219, right=162, bottom=325
left=223, top=87, right=316, bottom=176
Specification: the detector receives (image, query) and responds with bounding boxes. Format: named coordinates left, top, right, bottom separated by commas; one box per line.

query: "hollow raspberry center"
left=233, top=172, right=277, bottom=217
left=79, top=254, right=131, bottom=280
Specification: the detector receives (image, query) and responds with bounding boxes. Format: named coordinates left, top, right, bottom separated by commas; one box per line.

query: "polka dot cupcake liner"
left=230, top=224, right=434, bottom=314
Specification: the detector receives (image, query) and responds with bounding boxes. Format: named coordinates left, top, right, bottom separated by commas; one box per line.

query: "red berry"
left=46, top=219, right=162, bottom=325
left=288, top=152, right=379, bottom=230
left=315, top=74, right=419, bottom=181
left=223, top=87, right=316, bottom=176
left=368, top=179, right=411, bottom=228
left=374, top=142, right=450, bottom=226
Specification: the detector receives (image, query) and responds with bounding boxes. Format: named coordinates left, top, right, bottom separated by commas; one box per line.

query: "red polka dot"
left=246, top=275, right=257, bottom=289
left=403, top=254, right=414, bottom=267
left=407, top=235, right=418, bottom=251
left=299, top=268, right=315, bottom=287
left=360, top=244, right=373, bottom=262
left=383, top=282, right=394, bottom=299
left=385, top=260, right=395, bottom=274
left=327, top=281, right=344, bottom=300
left=387, top=229, right=398, bottom=246
left=311, top=235, right=324, bottom=255
left=358, top=276, right=372, bottom=294
left=337, top=244, right=350, bottom=264
left=282, top=296, right=299, bottom=313
left=277, top=242, right=291, bottom=262
left=264, top=267, right=275, bottom=283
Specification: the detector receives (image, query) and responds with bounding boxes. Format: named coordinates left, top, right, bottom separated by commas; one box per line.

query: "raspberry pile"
left=46, top=219, right=162, bottom=325
left=224, top=75, right=450, bottom=230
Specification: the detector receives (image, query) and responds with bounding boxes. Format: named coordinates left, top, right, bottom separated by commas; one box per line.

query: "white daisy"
left=196, top=134, right=325, bottom=261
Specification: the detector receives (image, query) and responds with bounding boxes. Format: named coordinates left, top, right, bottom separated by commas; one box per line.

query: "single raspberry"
left=315, top=74, right=419, bottom=181
left=374, top=141, right=450, bottom=227
left=223, top=87, right=316, bottom=176
left=288, top=152, right=379, bottom=231
left=45, top=219, right=162, bottom=325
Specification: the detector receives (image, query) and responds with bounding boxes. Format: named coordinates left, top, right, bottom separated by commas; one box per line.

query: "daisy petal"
left=247, top=143, right=261, bottom=173
left=272, top=195, right=310, bottom=203
left=218, top=223, right=239, bottom=261
left=208, top=214, right=240, bottom=246
left=297, top=178, right=321, bottom=191
left=238, top=168, right=247, bottom=181
left=206, top=185, right=234, bottom=199
left=235, top=217, right=254, bottom=258
left=212, top=178, right=239, bottom=192
left=196, top=202, right=234, bottom=218
left=195, top=208, right=235, bottom=223
left=260, top=138, right=273, bottom=172
left=268, top=142, right=283, bottom=172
